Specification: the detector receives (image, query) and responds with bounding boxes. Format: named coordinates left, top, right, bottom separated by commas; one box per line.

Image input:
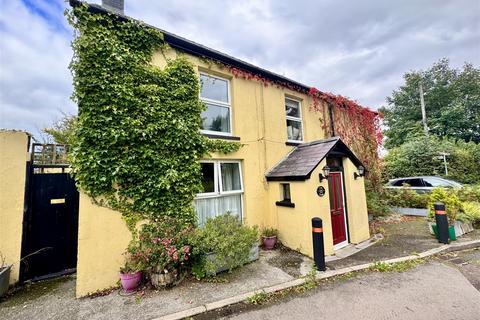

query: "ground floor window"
left=195, top=160, right=243, bottom=226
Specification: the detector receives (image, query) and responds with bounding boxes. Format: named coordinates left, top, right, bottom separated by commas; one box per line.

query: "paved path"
left=0, top=251, right=293, bottom=320
left=224, top=261, right=480, bottom=320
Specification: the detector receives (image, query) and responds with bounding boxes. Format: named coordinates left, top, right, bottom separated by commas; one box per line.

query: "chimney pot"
left=102, top=0, right=124, bottom=15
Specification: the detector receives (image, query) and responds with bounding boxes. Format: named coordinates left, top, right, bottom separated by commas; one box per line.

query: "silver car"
left=385, top=176, right=463, bottom=194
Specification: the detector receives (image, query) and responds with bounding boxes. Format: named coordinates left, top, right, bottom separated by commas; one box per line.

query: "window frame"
left=281, top=183, right=291, bottom=202
left=199, top=72, right=233, bottom=137
left=197, top=161, right=218, bottom=197
left=196, top=160, right=243, bottom=198
left=285, top=97, right=304, bottom=143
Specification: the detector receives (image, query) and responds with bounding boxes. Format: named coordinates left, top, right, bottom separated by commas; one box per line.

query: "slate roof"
left=265, top=137, right=363, bottom=181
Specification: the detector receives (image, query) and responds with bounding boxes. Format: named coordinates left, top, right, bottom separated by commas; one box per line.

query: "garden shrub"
left=427, top=187, right=462, bottom=225
left=457, top=202, right=480, bottom=224
left=366, top=190, right=391, bottom=217
left=126, top=216, right=193, bottom=274
left=384, top=135, right=480, bottom=184
left=385, top=186, right=429, bottom=209
left=190, top=213, right=259, bottom=279
left=456, top=184, right=480, bottom=202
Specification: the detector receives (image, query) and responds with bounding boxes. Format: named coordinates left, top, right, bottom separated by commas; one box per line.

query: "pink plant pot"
left=262, top=236, right=277, bottom=250
left=119, top=271, right=141, bottom=293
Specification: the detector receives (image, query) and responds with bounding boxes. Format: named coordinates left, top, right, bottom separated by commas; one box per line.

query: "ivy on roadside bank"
left=66, top=5, right=241, bottom=230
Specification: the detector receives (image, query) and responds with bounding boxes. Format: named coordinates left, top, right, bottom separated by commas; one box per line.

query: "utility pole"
left=419, top=82, right=428, bottom=135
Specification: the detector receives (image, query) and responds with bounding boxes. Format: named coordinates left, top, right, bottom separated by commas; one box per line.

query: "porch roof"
left=265, top=137, right=363, bottom=181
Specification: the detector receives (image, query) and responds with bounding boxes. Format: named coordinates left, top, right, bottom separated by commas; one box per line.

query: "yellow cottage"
left=71, top=0, right=371, bottom=297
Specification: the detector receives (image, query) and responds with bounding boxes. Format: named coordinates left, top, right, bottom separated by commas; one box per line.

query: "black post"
left=312, top=217, right=326, bottom=271
left=434, top=202, right=449, bottom=244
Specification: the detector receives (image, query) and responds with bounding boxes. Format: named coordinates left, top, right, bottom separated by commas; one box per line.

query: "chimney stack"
left=102, top=0, right=124, bottom=15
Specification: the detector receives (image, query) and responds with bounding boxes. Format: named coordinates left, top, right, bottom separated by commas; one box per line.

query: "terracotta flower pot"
left=119, top=271, right=141, bottom=293
left=150, top=269, right=178, bottom=288
left=262, top=235, right=277, bottom=250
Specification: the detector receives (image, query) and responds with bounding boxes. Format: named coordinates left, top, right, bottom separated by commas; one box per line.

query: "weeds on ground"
left=335, top=271, right=357, bottom=282
left=246, top=291, right=269, bottom=305
left=296, top=264, right=317, bottom=292
left=369, top=259, right=425, bottom=273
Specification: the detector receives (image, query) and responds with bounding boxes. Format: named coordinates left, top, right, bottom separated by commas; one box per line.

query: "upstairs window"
left=200, top=73, right=231, bottom=135
left=285, top=98, right=303, bottom=142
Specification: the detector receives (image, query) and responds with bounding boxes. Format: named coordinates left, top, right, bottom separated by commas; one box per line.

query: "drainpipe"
left=328, top=104, right=336, bottom=137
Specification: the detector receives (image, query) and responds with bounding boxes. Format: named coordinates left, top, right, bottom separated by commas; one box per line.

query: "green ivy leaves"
left=67, top=6, right=241, bottom=228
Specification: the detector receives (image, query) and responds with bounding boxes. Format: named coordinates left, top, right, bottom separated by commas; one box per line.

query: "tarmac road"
left=224, top=251, right=480, bottom=320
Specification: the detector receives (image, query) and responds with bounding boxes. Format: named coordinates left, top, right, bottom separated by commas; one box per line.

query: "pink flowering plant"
left=126, top=216, right=193, bottom=274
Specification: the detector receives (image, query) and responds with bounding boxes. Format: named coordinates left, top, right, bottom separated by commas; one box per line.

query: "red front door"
left=328, top=172, right=347, bottom=246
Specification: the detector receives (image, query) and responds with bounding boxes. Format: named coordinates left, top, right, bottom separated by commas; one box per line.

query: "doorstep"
left=325, top=233, right=383, bottom=262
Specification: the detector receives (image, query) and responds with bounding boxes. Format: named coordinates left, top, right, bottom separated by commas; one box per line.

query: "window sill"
left=203, top=133, right=241, bottom=141
left=286, top=141, right=302, bottom=146
left=276, top=200, right=295, bottom=208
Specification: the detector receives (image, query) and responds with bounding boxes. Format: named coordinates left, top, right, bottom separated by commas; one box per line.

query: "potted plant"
left=0, top=252, right=12, bottom=298
left=119, top=259, right=142, bottom=293
left=191, top=213, right=259, bottom=279
left=261, top=227, right=278, bottom=250
left=128, top=217, right=193, bottom=289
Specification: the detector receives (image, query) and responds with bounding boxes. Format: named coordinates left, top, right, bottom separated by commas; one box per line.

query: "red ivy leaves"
left=210, top=56, right=383, bottom=189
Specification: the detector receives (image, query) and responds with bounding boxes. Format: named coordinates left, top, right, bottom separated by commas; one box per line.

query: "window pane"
left=282, top=183, right=291, bottom=201
left=287, top=119, right=303, bottom=141
left=392, top=180, right=405, bottom=187
left=201, top=103, right=230, bottom=133
left=328, top=176, right=335, bottom=209
left=200, top=163, right=215, bottom=193
left=221, top=163, right=241, bottom=191
left=423, top=178, right=450, bottom=187
left=285, top=99, right=300, bottom=118
left=200, top=74, right=229, bottom=102
left=194, top=194, right=242, bottom=226
left=404, top=179, right=423, bottom=187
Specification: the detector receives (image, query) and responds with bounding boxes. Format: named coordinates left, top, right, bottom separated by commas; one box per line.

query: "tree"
left=384, top=135, right=480, bottom=184
left=42, top=113, right=77, bottom=145
left=381, top=59, right=480, bottom=149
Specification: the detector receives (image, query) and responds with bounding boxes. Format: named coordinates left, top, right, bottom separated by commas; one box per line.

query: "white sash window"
left=195, top=161, right=243, bottom=226
left=199, top=73, right=232, bottom=135
left=285, top=98, right=303, bottom=142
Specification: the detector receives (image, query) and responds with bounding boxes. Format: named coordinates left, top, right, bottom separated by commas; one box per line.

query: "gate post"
left=312, top=217, right=326, bottom=271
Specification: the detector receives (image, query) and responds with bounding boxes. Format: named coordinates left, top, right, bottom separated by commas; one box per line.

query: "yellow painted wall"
left=343, top=158, right=370, bottom=244
left=0, top=131, right=29, bottom=284
left=76, top=192, right=131, bottom=297
left=75, top=47, right=370, bottom=296
left=270, top=160, right=335, bottom=256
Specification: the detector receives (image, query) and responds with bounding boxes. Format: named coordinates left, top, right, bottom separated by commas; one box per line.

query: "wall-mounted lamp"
left=319, top=165, right=330, bottom=182
left=354, top=165, right=365, bottom=180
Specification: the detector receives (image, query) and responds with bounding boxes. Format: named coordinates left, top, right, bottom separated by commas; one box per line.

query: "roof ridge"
left=298, top=136, right=340, bottom=148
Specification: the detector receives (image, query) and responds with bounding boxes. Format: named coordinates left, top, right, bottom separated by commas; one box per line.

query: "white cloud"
left=1, top=0, right=479, bottom=136
left=0, top=0, right=74, bottom=136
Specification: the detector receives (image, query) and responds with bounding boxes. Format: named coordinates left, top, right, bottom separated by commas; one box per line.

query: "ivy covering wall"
left=67, top=5, right=240, bottom=228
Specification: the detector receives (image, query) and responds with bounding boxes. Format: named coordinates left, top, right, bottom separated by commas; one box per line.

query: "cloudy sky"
left=1, top=0, right=479, bottom=137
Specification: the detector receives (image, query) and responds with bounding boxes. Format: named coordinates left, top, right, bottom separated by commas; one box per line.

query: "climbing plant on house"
left=66, top=5, right=240, bottom=229
left=207, top=60, right=383, bottom=191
